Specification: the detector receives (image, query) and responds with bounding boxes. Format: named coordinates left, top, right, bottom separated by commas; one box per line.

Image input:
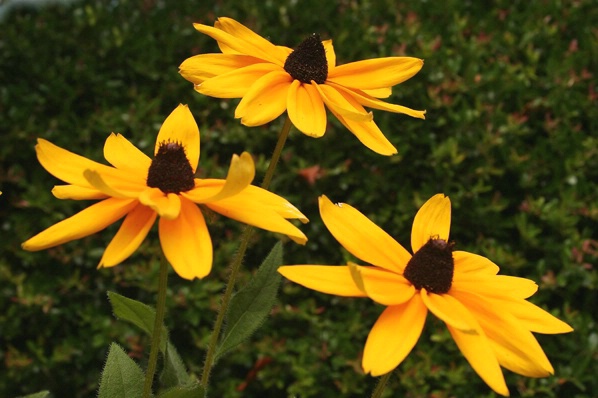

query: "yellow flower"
left=179, top=17, right=425, bottom=155
left=23, top=104, right=308, bottom=280
left=279, top=194, right=572, bottom=396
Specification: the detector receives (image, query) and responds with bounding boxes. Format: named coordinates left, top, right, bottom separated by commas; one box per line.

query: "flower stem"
left=200, top=115, right=292, bottom=390
left=142, top=258, right=169, bottom=398
left=370, top=372, right=392, bottom=398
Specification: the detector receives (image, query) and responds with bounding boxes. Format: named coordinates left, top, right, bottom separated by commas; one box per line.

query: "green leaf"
left=17, top=392, right=51, bottom=398
left=98, top=343, right=145, bottom=398
left=160, top=341, right=192, bottom=388
left=215, top=241, right=283, bottom=361
left=107, top=291, right=167, bottom=353
left=157, top=383, right=205, bottom=398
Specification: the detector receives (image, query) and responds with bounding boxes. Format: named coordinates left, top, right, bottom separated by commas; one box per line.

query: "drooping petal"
left=328, top=57, right=423, bottom=90
left=139, top=187, right=181, bottom=220
left=411, top=194, right=451, bottom=253
left=197, top=62, right=281, bottom=98
left=453, top=251, right=500, bottom=275
left=52, top=185, right=107, bottom=200
left=362, top=294, right=427, bottom=376
left=421, top=290, right=479, bottom=334
left=99, top=203, right=157, bottom=267
left=287, top=80, right=327, bottom=137
left=159, top=197, right=212, bottom=280
left=179, top=53, right=264, bottom=84
left=155, top=104, right=200, bottom=172
left=315, top=83, right=373, bottom=122
left=319, top=195, right=410, bottom=272
left=331, top=83, right=426, bottom=119
left=22, top=198, right=137, bottom=251
left=350, top=263, right=415, bottom=305
left=278, top=265, right=367, bottom=297
left=103, top=133, right=152, bottom=177
left=234, top=70, right=292, bottom=126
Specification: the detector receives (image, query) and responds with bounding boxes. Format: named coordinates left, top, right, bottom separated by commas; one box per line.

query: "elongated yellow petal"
left=489, top=296, right=573, bottom=334
left=84, top=170, right=143, bottom=199
left=287, top=80, right=327, bottom=137
left=181, top=179, right=226, bottom=203
left=350, top=263, right=415, bottom=305
left=197, top=62, right=281, bottom=98
left=193, top=21, right=284, bottom=65
left=155, top=104, right=200, bottom=172
left=452, top=274, right=538, bottom=299
left=103, top=133, right=151, bottom=177
left=22, top=198, right=137, bottom=251
left=99, top=204, right=157, bottom=268
left=52, top=185, right=107, bottom=200
left=315, top=83, right=373, bottom=122
left=446, top=320, right=509, bottom=396
left=362, top=295, right=427, bottom=376
left=362, top=87, right=391, bottom=98
left=328, top=57, right=423, bottom=90
left=206, top=197, right=307, bottom=244
left=326, top=98, right=397, bottom=155
left=331, top=83, right=426, bottom=119
left=211, top=17, right=289, bottom=64
left=453, top=251, right=500, bottom=275
left=139, top=187, right=181, bottom=220
left=159, top=198, right=212, bottom=280
left=421, top=290, right=479, bottom=334
left=278, top=265, right=367, bottom=297
left=411, top=194, right=451, bottom=253
left=179, top=53, right=263, bottom=84
left=319, top=195, right=410, bottom=272
left=322, top=39, right=336, bottom=71
left=235, top=70, right=292, bottom=126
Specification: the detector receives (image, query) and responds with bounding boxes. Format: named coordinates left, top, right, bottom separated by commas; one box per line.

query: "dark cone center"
left=283, top=33, right=328, bottom=84
left=146, top=141, right=195, bottom=194
left=403, top=239, right=455, bottom=294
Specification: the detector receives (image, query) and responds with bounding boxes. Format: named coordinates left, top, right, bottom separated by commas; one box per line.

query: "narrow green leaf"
left=107, top=291, right=167, bottom=353
left=98, top=343, right=145, bottom=398
left=160, top=341, right=192, bottom=388
left=157, top=382, right=205, bottom=398
left=215, top=242, right=283, bottom=361
left=17, top=392, right=51, bottom=398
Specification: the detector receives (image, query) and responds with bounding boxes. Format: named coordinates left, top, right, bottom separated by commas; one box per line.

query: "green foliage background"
left=1, top=0, right=596, bottom=396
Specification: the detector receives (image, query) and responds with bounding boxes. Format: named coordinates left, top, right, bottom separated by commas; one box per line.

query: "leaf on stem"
left=98, top=343, right=145, bottom=398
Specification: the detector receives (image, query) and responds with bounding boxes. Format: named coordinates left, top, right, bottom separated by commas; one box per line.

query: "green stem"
left=142, top=258, right=169, bottom=398
left=370, top=372, right=392, bottom=398
left=200, top=116, right=293, bottom=390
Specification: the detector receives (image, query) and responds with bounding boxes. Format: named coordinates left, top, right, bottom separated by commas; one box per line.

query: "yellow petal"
left=52, top=185, right=107, bottom=200
left=315, top=83, right=373, bottom=122
left=193, top=20, right=285, bottom=65
left=197, top=62, right=281, bottom=98
left=362, top=87, right=392, bottom=98
left=362, top=295, right=427, bottom=376
left=453, top=251, right=500, bottom=275
left=350, top=262, right=415, bottom=306
left=139, top=187, right=181, bottom=220
left=446, top=319, right=509, bottom=396
left=278, top=265, right=367, bottom=297
left=235, top=70, right=292, bottom=126
left=179, top=53, right=263, bottom=84
left=210, top=17, right=289, bottom=64
left=411, top=194, right=451, bottom=253
left=99, top=204, right=157, bottom=267
left=319, top=195, right=410, bottom=272
left=22, top=198, right=137, bottom=251
left=322, top=39, right=336, bottom=71
left=492, top=297, right=573, bottom=334
left=155, top=104, right=200, bottom=173
left=331, top=83, right=426, bottom=119
left=103, top=133, right=151, bottom=177
left=452, top=274, right=538, bottom=299
left=84, top=169, right=142, bottom=199
left=328, top=57, right=423, bottom=90
left=326, top=99, right=397, bottom=155
left=421, top=290, right=479, bottom=334
left=159, top=198, right=212, bottom=280
left=287, top=80, right=327, bottom=137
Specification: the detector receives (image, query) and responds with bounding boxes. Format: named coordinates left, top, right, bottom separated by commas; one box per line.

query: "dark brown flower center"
left=146, top=141, right=195, bottom=194
left=403, top=238, right=455, bottom=294
left=283, top=33, right=328, bottom=84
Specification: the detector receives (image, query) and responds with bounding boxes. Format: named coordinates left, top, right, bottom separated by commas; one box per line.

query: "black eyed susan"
left=23, top=104, right=308, bottom=280
left=279, top=194, right=572, bottom=396
left=179, top=17, right=425, bottom=155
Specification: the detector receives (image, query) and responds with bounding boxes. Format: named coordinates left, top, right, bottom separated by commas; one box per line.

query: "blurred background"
left=1, top=0, right=596, bottom=396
